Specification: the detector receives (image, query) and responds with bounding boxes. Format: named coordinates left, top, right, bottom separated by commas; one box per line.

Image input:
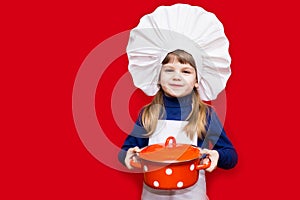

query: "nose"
left=172, top=71, right=182, bottom=81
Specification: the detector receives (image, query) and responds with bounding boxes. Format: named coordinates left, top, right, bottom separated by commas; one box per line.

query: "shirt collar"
left=163, top=92, right=193, bottom=108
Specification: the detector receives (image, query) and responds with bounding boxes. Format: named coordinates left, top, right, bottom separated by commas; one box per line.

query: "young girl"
left=118, top=4, right=238, bottom=199
left=118, top=50, right=238, bottom=199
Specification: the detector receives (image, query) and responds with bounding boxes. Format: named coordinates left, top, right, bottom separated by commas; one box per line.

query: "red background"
left=1, top=0, right=300, bottom=199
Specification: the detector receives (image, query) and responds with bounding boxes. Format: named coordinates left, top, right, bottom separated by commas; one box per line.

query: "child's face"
left=159, top=58, right=198, bottom=98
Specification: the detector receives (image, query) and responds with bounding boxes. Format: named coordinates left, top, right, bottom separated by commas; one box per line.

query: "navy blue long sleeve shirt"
left=118, top=93, right=238, bottom=169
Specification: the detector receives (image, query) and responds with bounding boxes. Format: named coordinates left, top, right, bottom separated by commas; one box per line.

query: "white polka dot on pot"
left=165, top=168, right=173, bottom=175
left=190, top=164, right=195, bottom=171
left=177, top=181, right=184, bottom=188
left=153, top=181, right=159, bottom=187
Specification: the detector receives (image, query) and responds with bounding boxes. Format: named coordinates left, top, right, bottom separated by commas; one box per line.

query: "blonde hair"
left=141, top=50, right=209, bottom=140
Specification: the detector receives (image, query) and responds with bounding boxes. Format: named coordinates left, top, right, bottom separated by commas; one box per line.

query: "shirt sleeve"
left=202, top=108, right=238, bottom=169
left=118, top=111, right=149, bottom=166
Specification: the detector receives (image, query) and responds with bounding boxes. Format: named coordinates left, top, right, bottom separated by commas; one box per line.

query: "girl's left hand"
left=200, top=149, right=219, bottom=172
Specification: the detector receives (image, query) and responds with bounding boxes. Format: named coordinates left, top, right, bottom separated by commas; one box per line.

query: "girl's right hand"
left=124, top=146, right=141, bottom=170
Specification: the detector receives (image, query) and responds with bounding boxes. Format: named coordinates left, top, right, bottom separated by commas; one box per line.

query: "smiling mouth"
left=169, top=84, right=183, bottom=87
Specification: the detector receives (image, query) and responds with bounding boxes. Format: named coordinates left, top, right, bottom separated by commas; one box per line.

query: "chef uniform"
left=118, top=3, right=238, bottom=200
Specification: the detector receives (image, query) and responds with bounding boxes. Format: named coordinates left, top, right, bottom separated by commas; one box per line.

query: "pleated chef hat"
left=126, top=3, right=231, bottom=101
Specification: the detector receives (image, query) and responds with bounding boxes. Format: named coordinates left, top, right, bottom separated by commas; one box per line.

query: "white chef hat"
left=126, top=3, right=231, bottom=101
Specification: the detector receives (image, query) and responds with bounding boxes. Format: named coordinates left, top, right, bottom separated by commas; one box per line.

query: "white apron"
left=141, top=120, right=209, bottom=200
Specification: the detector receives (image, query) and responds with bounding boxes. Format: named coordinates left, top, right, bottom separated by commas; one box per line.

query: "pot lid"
left=139, top=136, right=201, bottom=163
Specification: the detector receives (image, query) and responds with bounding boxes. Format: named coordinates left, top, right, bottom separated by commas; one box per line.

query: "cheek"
left=184, top=76, right=197, bottom=86
left=159, top=73, right=168, bottom=84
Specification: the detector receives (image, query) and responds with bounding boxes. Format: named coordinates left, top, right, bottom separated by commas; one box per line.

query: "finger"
left=125, top=157, right=134, bottom=170
left=132, top=146, right=141, bottom=153
left=199, top=148, right=210, bottom=154
left=202, top=157, right=210, bottom=165
left=127, top=147, right=138, bottom=156
left=206, top=163, right=217, bottom=172
left=206, top=167, right=214, bottom=172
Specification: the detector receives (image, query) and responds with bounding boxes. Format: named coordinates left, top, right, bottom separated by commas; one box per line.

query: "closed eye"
left=182, top=70, right=192, bottom=74
left=164, top=69, right=174, bottom=72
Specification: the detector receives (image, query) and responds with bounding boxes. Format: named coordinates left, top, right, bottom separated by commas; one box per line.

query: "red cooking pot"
left=130, top=136, right=211, bottom=190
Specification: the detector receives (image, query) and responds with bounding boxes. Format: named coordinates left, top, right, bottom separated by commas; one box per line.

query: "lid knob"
left=165, top=136, right=176, bottom=148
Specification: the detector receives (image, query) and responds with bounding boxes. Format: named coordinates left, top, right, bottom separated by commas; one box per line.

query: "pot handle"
left=129, top=156, right=142, bottom=169
left=165, top=136, right=176, bottom=147
left=196, top=155, right=211, bottom=170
